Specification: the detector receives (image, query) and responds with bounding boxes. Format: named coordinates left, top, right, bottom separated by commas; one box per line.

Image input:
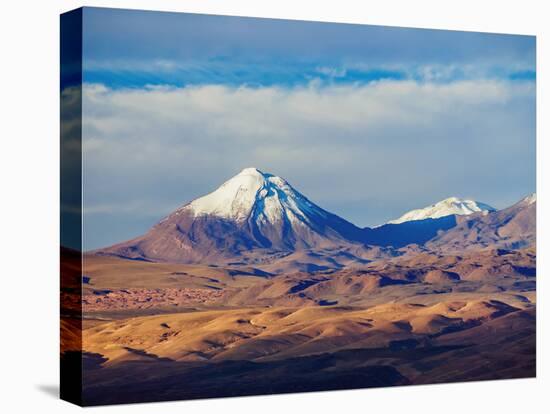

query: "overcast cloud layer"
left=81, top=79, right=535, bottom=249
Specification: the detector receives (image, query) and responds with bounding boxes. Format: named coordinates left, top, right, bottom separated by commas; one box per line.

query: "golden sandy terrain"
left=64, top=248, right=536, bottom=404
left=82, top=298, right=529, bottom=364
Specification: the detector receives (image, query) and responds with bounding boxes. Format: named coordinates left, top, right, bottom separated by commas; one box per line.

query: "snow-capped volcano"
left=180, top=167, right=327, bottom=225
left=99, top=168, right=366, bottom=264
left=386, top=197, right=496, bottom=225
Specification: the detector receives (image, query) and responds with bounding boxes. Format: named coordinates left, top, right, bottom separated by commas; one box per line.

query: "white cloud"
left=79, top=80, right=535, bottom=247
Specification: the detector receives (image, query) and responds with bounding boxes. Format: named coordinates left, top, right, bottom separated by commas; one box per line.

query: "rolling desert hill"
left=83, top=253, right=272, bottom=290
left=75, top=251, right=536, bottom=405
left=83, top=299, right=525, bottom=364
left=80, top=296, right=535, bottom=405
left=80, top=245, right=535, bottom=313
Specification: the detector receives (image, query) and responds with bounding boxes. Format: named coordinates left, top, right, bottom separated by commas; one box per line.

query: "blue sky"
left=76, top=7, right=536, bottom=249
left=82, top=7, right=535, bottom=88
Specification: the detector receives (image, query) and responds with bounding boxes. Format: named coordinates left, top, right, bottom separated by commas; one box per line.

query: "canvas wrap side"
left=60, top=7, right=83, bottom=407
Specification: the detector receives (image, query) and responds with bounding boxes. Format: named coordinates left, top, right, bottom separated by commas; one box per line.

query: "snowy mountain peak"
left=520, top=193, right=536, bottom=206
left=178, top=168, right=323, bottom=225
left=237, top=167, right=264, bottom=176
left=386, top=197, right=496, bottom=225
left=441, top=196, right=461, bottom=203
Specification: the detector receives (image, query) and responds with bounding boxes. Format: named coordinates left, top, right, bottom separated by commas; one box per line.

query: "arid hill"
left=80, top=297, right=535, bottom=405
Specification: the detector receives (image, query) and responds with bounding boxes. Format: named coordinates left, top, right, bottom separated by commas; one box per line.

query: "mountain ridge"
left=384, top=196, right=496, bottom=225
left=426, top=193, right=536, bottom=252
left=94, top=168, right=535, bottom=269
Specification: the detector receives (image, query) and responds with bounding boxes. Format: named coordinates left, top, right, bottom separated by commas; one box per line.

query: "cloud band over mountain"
left=80, top=78, right=535, bottom=249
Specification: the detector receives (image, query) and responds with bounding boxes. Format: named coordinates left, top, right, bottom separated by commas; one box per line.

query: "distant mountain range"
left=384, top=196, right=495, bottom=225
left=95, top=168, right=535, bottom=270
left=427, top=193, right=536, bottom=252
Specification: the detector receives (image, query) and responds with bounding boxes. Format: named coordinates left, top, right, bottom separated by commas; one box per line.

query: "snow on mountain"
left=426, top=193, right=536, bottom=251
left=386, top=197, right=496, bottom=225
left=178, top=167, right=327, bottom=226
left=519, top=193, right=536, bottom=206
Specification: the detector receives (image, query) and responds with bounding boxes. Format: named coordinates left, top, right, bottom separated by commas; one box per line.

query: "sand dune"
left=83, top=298, right=525, bottom=364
